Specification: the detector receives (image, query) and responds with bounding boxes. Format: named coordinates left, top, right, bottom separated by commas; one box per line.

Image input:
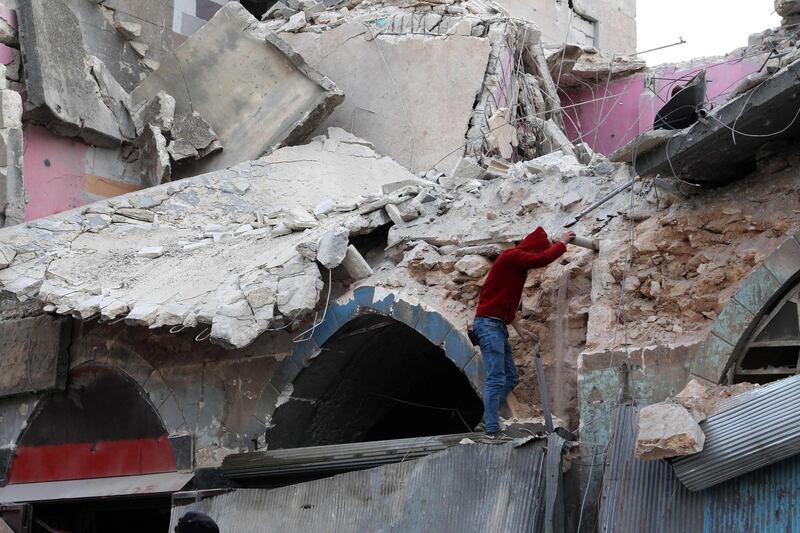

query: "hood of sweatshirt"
left=517, top=227, right=550, bottom=252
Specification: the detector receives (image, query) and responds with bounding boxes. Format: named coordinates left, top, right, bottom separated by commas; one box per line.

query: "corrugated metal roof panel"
left=599, top=404, right=800, bottom=533
left=598, top=405, right=703, bottom=533
left=173, top=441, right=558, bottom=533
left=0, top=472, right=193, bottom=503
left=672, top=373, right=800, bottom=491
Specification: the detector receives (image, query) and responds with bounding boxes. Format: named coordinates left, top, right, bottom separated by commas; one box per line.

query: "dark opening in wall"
left=266, top=314, right=483, bottom=449
left=239, top=0, right=279, bottom=18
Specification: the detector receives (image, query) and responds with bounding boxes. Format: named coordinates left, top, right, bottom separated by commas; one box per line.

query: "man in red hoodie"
left=473, top=227, right=575, bottom=437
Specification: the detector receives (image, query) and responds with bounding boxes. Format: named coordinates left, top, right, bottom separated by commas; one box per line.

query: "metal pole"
left=565, top=176, right=637, bottom=227
left=534, top=349, right=554, bottom=433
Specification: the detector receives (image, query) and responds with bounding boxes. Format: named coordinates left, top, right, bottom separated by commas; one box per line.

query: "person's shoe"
left=474, top=421, right=486, bottom=432
left=485, top=431, right=509, bottom=440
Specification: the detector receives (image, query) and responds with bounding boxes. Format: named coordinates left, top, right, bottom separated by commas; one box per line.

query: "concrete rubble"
left=634, top=402, right=705, bottom=460
left=3, top=0, right=800, bottom=527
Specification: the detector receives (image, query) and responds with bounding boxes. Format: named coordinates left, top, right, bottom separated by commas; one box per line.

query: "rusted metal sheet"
left=599, top=404, right=800, bottom=532
left=673, top=374, right=800, bottom=491
left=176, top=441, right=561, bottom=532
left=0, top=472, right=193, bottom=503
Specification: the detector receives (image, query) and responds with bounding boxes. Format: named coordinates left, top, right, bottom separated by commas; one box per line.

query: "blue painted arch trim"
left=692, top=232, right=800, bottom=383
left=269, top=286, right=486, bottom=398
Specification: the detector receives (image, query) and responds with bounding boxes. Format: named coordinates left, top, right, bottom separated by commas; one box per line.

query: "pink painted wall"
left=22, top=127, right=140, bottom=221
left=23, top=127, right=93, bottom=220
left=562, top=57, right=764, bottom=156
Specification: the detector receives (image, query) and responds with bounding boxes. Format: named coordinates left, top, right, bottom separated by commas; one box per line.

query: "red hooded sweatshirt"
left=475, top=227, right=566, bottom=324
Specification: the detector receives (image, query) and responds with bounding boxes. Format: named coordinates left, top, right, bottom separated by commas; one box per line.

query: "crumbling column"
left=0, top=64, right=23, bottom=226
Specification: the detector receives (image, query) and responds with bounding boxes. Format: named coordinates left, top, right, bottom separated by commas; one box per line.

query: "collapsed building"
left=0, top=0, right=799, bottom=531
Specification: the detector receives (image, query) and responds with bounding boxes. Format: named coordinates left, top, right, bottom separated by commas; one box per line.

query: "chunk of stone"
left=133, top=90, right=175, bottom=136
left=282, top=208, right=317, bottom=230
left=277, top=271, right=323, bottom=317
left=114, top=20, right=142, bottom=40
left=86, top=56, right=136, bottom=140
left=0, top=243, right=15, bottom=268
left=0, top=89, right=22, bottom=129
left=116, top=207, right=155, bottom=222
left=454, top=254, right=492, bottom=278
left=129, top=41, right=149, bottom=58
left=341, top=244, right=373, bottom=280
left=0, top=15, right=17, bottom=46
left=487, top=108, right=516, bottom=160
left=314, top=199, right=336, bottom=216
left=316, top=226, right=349, bottom=269
left=385, top=203, right=405, bottom=226
left=168, top=111, right=222, bottom=162
left=776, top=0, right=800, bottom=16
left=132, top=3, right=342, bottom=179
left=137, top=246, right=164, bottom=259
left=137, top=125, right=172, bottom=187
left=635, top=403, right=705, bottom=460
left=280, top=11, right=308, bottom=31
left=125, top=302, right=159, bottom=326
left=451, top=156, right=486, bottom=181
left=16, top=0, right=125, bottom=147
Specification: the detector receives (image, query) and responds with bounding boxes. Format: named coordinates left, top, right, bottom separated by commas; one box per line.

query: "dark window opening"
left=32, top=497, right=170, bottom=533
left=239, top=0, right=279, bottom=18
left=733, top=279, right=800, bottom=384
left=266, top=314, right=483, bottom=449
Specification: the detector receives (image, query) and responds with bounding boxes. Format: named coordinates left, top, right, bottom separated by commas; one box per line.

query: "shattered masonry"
left=1, top=0, right=800, bottom=531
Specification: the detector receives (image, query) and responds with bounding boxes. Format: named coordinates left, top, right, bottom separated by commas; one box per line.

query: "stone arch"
left=691, top=232, right=800, bottom=383
left=68, top=341, right=189, bottom=437
left=7, top=363, right=178, bottom=483
left=267, top=285, right=486, bottom=406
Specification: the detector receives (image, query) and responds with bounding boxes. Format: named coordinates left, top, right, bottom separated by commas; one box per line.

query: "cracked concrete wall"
left=492, top=0, right=635, bottom=54
left=69, top=321, right=292, bottom=468
left=281, top=18, right=491, bottom=174
left=0, top=318, right=293, bottom=474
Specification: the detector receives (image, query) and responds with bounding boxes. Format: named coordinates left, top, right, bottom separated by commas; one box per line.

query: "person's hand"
left=559, top=230, right=576, bottom=244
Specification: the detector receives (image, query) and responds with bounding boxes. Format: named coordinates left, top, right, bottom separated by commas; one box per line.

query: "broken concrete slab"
left=281, top=22, right=491, bottom=173
left=130, top=3, right=343, bottom=179
left=634, top=60, right=800, bottom=183
left=635, top=403, right=705, bottom=460
left=0, top=132, right=407, bottom=348
left=454, top=254, right=492, bottom=278
left=609, top=129, right=676, bottom=164
left=17, top=0, right=127, bottom=147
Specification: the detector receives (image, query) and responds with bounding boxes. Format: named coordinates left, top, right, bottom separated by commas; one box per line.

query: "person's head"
left=516, top=227, right=550, bottom=252
left=175, top=511, right=219, bottom=533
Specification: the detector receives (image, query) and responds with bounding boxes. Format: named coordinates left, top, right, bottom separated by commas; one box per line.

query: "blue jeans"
left=473, top=316, right=518, bottom=434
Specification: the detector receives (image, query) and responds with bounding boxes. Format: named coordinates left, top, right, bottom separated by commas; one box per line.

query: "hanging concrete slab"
left=130, top=2, right=343, bottom=179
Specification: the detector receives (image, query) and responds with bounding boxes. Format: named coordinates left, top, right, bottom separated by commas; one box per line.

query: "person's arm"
left=505, top=231, right=575, bottom=269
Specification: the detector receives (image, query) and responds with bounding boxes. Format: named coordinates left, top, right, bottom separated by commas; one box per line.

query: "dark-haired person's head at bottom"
left=175, top=511, right=219, bottom=533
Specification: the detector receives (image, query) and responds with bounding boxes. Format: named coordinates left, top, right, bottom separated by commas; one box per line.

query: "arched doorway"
left=266, top=314, right=484, bottom=449
left=730, top=277, right=800, bottom=384
left=5, top=365, right=181, bottom=533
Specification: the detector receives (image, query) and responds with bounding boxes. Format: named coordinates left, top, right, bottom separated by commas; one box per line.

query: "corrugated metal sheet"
left=598, top=405, right=703, bottom=533
left=0, top=472, right=193, bottom=503
left=223, top=432, right=507, bottom=479
left=599, top=404, right=800, bottom=533
left=173, top=441, right=560, bottom=533
left=673, top=373, right=800, bottom=491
